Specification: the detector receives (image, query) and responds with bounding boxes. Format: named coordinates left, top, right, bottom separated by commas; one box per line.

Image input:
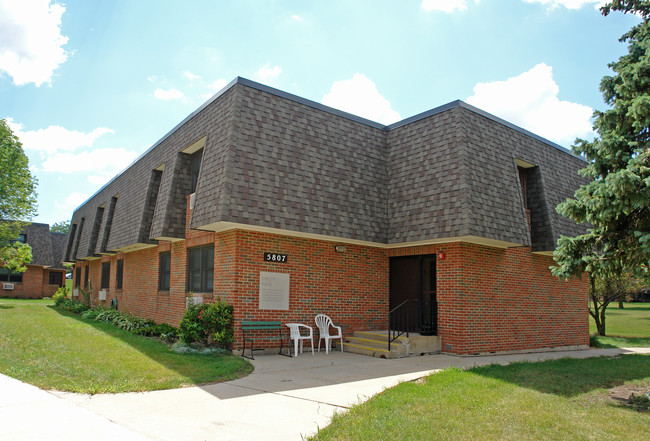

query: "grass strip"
left=0, top=298, right=252, bottom=393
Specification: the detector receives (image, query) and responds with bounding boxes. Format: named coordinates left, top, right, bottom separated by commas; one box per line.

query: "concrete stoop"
left=343, top=331, right=441, bottom=359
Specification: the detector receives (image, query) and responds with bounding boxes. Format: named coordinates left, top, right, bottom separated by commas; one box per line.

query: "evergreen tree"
left=552, top=1, right=650, bottom=335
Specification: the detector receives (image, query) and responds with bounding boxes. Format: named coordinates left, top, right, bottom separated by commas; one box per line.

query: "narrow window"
left=101, top=261, right=110, bottom=289
left=116, top=259, right=123, bottom=290
left=187, top=245, right=213, bottom=293
left=159, top=252, right=171, bottom=291
left=190, top=149, right=203, bottom=193
left=84, top=265, right=89, bottom=288
left=49, top=272, right=63, bottom=286
left=75, top=267, right=81, bottom=288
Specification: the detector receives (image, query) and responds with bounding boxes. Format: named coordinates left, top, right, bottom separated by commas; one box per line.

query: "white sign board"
left=259, top=271, right=290, bottom=310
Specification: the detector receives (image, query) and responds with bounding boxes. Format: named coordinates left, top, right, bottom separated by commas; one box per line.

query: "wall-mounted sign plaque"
left=264, top=252, right=288, bottom=263
left=259, top=271, right=290, bottom=310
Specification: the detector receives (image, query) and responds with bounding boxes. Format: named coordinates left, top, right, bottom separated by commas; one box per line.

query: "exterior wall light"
left=335, top=245, right=347, bottom=253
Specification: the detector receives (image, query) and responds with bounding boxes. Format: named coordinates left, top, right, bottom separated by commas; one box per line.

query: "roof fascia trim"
left=387, top=100, right=585, bottom=162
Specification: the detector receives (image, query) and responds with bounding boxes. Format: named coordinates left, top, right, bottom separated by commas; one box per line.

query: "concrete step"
left=342, top=342, right=397, bottom=359
left=345, top=336, right=392, bottom=350
left=343, top=331, right=410, bottom=359
left=342, top=330, right=441, bottom=359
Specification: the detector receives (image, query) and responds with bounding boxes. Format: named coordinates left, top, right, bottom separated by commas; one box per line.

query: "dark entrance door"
left=389, top=255, right=437, bottom=335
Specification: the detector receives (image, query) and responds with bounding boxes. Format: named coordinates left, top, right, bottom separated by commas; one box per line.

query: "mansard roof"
left=64, top=78, right=587, bottom=262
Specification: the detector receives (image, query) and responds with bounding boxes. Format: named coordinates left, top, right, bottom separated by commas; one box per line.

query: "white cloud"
left=253, top=63, right=282, bottom=83
left=208, top=78, right=228, bottom=91
left=466, top=63, right=594, bottom=146
left=57, top=191, right=91, bottom=215
left=421, top=0, right=475, bottom=13
left=291, top=14, right=303, bottom=21
left=321, top=74, right=401, bottom=125
left=154, top=88, right=184, bottom=100
left=0, top=0, right=69, bottom=86
left=523, top=0, right=606, bottom=10
left=41, top=147, right=138, bottom=177
left=7, top=119, right=114, bottom=154
left=184, top=70, right=201, bottom=81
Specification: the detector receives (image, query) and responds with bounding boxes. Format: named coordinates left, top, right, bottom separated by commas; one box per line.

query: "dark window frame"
left=75, top=267, right=81, bottom=288
left=159, top=252, right=171, bottom=291
left=84, top=265, right=89, bottom=288
left=190, top=149, right=203, bottom=194
left=100, top=261, right=110, bottom=290
left=49, top=271, right=63, bottom=286
left=187, top=244, right=213, bottom=293
left=0, top=267, right=23, bottom=283
left=116, top=259, right=123, bottom=290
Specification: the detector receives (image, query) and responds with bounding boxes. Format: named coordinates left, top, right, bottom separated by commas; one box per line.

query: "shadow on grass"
left=47, top=305, right=253, bottom=388
left=472, top=354, right=650, bottom=397
left=593, top=336, right=650, bottom=348
left=0, top=305, right=14, bottom=309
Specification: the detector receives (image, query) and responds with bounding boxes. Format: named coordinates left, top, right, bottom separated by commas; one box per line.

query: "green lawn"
left=590, top=302, right=650, bottom=347
left=0, top=298, right=252, bottom=393
left=311, top=303, right=650, bottom=441
left=312, top=355, right=650, bottom=441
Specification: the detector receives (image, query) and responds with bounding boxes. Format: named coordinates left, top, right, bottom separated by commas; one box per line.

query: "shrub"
left=52, top=287, right=70, bottom=306
left=179, top=299, right=234, bottom=347
left=55, top=295, right=179, bottom=342
left=56, top=298, right=89, bottom=314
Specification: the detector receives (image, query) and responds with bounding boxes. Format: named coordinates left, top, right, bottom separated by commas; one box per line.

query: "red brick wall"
left=0, top=265, right=65, bottom=299
left=72, top=229, right=389, bottom=348
left=71, top=234, right=587, bottom=355
left=390, top=242, right=589, bottom=355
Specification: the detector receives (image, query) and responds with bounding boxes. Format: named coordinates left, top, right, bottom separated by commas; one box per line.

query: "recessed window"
left=101, top=261, right=110, bottom=289
left=75, top=267, right=81, bottom=288
left=16, top=234, right=26, bottom=243
left=84, top=266, right=89, bottom=288
left=187, top=245, right=213, bottom=293
left=116, top=259, right=123, bottom=290
left=191, top=149, right=203, bottom=193
left=159, top=252, right=171, bottom=291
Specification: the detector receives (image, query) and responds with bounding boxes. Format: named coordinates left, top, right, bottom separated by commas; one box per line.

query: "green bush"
left=52, top=287, right=70, bottom=306
left=179, top=299, right=234, bottom=347
left=56, top=298, right=89, bottom=314
left=80, top=306, right=178, bottom=341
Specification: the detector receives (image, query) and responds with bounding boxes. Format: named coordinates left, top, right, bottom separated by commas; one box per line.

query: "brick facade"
left=1, top=265, right=65, bottom=299
left=1, top=222, right=67, bottom=299
left=74, top=224, right=587, bottom=355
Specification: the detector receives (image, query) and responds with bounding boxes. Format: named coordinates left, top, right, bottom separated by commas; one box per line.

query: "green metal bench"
left=241, top=321, right=291, bottom=359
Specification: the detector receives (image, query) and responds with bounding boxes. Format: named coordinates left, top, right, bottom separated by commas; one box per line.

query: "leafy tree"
left=50, top=220, right=70, bottom=234
left=552, top=1, right=650, bottom=336
left=0, top=119, right=38, bottom=245
left=0, top=242, right=32, bottom=282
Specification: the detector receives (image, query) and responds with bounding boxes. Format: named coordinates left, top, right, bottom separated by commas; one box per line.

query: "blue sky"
left=0, top=0, right=642, bottom=225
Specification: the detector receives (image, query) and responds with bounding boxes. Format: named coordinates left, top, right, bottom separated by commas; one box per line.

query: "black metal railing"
left=388, top=299, right=437, bottom=352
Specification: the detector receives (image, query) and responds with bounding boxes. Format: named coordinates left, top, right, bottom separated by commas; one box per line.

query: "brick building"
left=1, top=222, right=67, bottom=298
left=64, top=77, right=589, bottom=355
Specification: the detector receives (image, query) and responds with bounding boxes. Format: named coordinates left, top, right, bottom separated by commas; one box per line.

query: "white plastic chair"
left=286, top=323, right=314, bottom=357
left=314, top=314, right=343, bottom=354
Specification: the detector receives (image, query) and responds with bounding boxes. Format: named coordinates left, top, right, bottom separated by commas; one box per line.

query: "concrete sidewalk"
left=3, top=347, right=648, bottom=441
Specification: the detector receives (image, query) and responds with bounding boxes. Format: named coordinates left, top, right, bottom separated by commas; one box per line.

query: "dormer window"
left=191, top=149, right=203, bottom=193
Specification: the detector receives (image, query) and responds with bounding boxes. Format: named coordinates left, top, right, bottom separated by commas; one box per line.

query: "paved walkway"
left=2, top=347, right=649, bottom=441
